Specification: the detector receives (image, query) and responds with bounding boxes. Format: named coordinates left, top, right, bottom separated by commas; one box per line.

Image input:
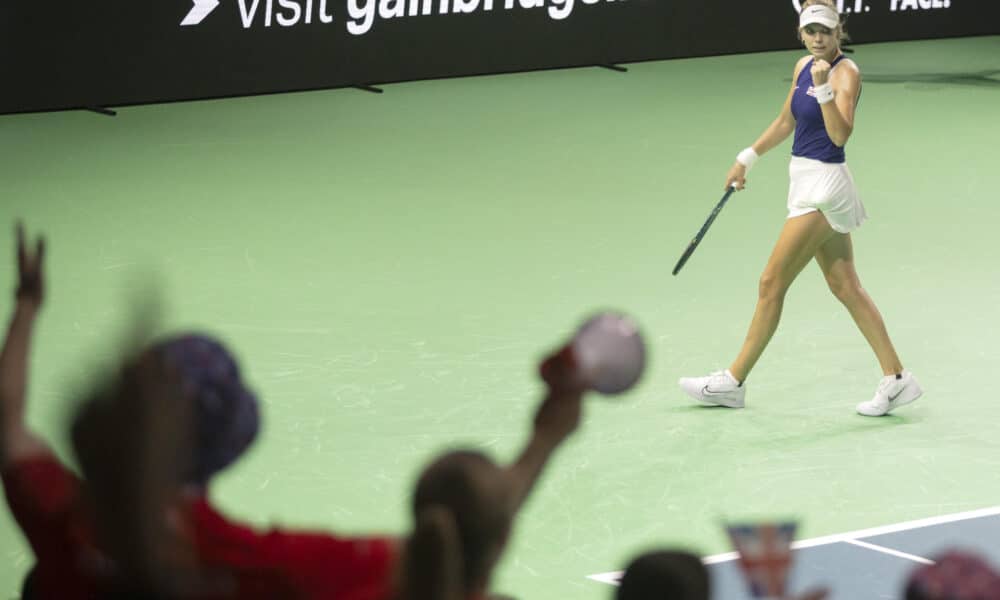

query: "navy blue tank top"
left=791, top=55, right=848, bottom=164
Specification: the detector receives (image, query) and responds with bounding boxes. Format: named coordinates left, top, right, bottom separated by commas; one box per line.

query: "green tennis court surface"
left=1, top=35, right=998, bottom=600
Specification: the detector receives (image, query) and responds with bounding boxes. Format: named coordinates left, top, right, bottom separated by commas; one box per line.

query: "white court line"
left=843, top=539, right=935, bottom=565
left=587, top=505, right=1000, bottom=585
left=587, top=572, right=625, bottom=586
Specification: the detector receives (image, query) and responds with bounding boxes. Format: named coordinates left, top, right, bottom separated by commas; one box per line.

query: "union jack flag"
left=726, top=522, right=797, bottom=598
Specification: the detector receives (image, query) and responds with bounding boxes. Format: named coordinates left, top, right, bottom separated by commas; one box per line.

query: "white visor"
left=799, top=5, right=839, bottom=30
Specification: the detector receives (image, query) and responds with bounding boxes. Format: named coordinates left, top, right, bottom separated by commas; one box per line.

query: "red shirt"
left=340, top=581, right=488, bottom=600
left=2, top=454, right=397, bottom=599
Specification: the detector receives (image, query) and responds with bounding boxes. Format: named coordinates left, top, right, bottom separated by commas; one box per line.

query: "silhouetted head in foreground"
left=616, top=550, right=710, bottom=600
left=905, top=551, right=1000, bottom=600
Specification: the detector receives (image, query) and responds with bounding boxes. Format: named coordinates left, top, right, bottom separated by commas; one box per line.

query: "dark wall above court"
left=2, top=0, right=997, bottom=114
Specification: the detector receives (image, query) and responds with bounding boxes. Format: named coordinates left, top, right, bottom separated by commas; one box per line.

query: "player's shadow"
left=782, top=69, right=1000, bottom=88
left=864, top=69, right=1000, bottom=88
left=663, top=404, right=922, bottom=447
left=667, top=404, right=918, bottom=421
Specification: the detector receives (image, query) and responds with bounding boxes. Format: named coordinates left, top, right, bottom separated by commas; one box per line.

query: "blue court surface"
left=588, top=507, right=1000, bottom=599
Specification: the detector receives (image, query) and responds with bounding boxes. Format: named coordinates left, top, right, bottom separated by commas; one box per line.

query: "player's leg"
left=679, top=211, right=835, bottom=407
left=728, top=210, right=836, bottom=381
left=815, top=232, right=922, bottom=415
left=814, top=232, right=902, bottom=374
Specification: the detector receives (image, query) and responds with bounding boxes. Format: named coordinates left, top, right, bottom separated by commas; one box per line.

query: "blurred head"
left=411, top=451, right=513, bottom=594
left=147, top=333, right=259, bottom=487
left=616, top=550, right=709, bottom=600
left=70, top=336, right=239, bottom=596
left=905, top=551, right=1000, bottom=600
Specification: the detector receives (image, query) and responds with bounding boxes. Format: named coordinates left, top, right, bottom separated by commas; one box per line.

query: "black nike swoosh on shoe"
left=888, top=387, right=905, bottom=402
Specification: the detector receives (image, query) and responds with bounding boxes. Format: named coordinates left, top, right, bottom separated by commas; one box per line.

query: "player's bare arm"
left=817, top=58, right=860, bottom=146
left=725, top=56, right=809, bottom=190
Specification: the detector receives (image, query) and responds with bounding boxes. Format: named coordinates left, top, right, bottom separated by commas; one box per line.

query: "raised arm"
left=725, top=56, right=811, bottom=190
left=813, top=58, right=860, bottom=147
left=0, top=224, right=50, bottom=468
left=504, top=346, right=586, bottom=513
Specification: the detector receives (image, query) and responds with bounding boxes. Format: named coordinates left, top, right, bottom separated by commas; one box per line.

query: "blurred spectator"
left=906, top=551, right=1000, bottom=600
left=349, top=345, right=588, bottom=600
left=1, top=224, right=394, bottom=598
left=3, top=222, right=588, bottom=599
left=617, top=550, right=709, bottom=600
left=615, top=548, right=829, bottom=600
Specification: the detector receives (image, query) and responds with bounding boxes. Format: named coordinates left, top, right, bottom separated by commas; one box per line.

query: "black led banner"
left=1, top=0, right=997, bottom=114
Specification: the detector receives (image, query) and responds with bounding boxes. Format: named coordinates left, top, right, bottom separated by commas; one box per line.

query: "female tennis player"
left=679, top=0, right=922, bottom=417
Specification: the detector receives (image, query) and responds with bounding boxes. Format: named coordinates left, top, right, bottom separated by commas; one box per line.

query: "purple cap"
left=151, top=334, right=259, bottom=486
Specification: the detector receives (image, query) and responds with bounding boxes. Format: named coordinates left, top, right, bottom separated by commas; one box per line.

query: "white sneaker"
left=856, top=371, right=923, bottom=416
left=679, top=369, right=745, bottom=408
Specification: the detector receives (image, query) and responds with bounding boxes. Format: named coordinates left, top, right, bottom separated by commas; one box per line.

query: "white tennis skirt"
left=787, top=156, right=867, bottom=233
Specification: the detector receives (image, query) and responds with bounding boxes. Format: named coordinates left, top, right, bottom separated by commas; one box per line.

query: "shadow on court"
left=782, top=69, right=1000, bottom=88
left=662, top=404, right=918, bottom=423
left=660, top=405, right=923, bottom=450
left=865, top=69, right=1000, bottom=88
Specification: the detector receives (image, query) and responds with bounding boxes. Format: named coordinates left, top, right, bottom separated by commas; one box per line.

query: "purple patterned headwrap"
left=150, top=334, right=259, bottom=486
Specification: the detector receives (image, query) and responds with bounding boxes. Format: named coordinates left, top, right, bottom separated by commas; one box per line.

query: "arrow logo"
left=181, top=0, right=221, bottom=26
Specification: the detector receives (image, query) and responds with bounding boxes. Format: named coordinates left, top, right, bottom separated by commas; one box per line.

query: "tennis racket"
left=672, top=183, right=738, bottom=276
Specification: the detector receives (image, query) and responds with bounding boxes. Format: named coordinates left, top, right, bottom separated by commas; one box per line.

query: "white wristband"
left=814, top=83, right=835, bottom=104
left=736, top=147, right=759, bottom=170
